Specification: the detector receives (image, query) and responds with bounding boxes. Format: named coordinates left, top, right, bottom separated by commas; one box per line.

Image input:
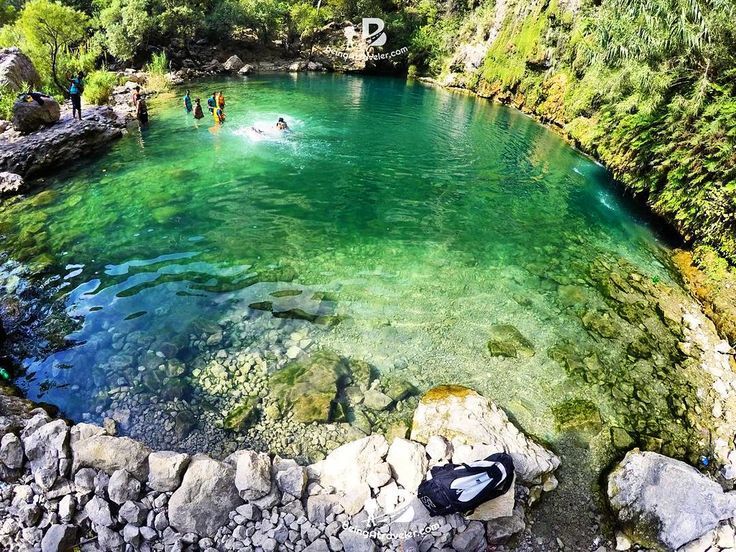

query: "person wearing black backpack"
left=68, top=71, right=85, bottom=120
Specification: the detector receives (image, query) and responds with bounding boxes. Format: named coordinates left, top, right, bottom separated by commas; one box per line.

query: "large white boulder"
left=608, top=450, right=736, bottom=550
left=168, top=454, right=243, bottom=536
left=309, top=435, right=390, bottom=514
left=72, top=434, right=151, bottom=480
left=386, top=438, right=427, bottom=493
left=147, top=451, right=189, bottom=492
left=410, top=385, right=559, bottom=484
left=0, top=48, right=40, bottom=92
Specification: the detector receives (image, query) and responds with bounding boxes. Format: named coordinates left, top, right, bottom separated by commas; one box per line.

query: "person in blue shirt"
left=183, top=90, right=193, bottom=114
left=68, top=71, right=84, bottom=120
left=207, top=92, right=217, bottom=114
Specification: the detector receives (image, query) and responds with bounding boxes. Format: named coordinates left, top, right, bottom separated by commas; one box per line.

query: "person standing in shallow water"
left=131, top=86, right=141, bottom=107
left=183, top=90, right=193, bottom=114
left=193, top=98, right=204, bottom=120
left=217, top=91, right=225, bottom=112
left=207, top=92, right=217, bottom=114
left=137, top=94, right=149, bottom=127
left=68, top=71, right=84, bottom=120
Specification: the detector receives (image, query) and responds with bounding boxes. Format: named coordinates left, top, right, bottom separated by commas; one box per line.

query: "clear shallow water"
left=0, top=74, right=676, bottom=455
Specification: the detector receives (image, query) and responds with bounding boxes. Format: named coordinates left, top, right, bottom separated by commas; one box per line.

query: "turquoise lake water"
left=0, top=74, right=677, bottom=461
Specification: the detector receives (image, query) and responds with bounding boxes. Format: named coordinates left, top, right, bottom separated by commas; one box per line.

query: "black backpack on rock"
left=417, top=452, right=515, bottom=516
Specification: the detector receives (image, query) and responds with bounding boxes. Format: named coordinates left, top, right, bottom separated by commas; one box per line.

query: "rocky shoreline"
left=5, top=383, right=736, bottom=552
left=1, top=385, right=564, bottom=552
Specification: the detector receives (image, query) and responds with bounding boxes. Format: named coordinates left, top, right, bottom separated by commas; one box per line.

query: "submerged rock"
left=487, top=324, right=535, bottom=358
left=608, top=450, right=736, bottom=550
left=270, top=351, right=350, bottom=423
left=223, top=396, right=259, bottom=430
left=410, top=385, right=559, bottom=484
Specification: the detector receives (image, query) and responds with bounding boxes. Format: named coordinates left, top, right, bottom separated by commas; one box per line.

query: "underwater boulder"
left=487, top=325, right=535, bottom=358
left=269, top=351, right=350, bottom=424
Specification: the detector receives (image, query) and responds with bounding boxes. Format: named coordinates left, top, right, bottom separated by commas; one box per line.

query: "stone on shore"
left=0, top=172, right=24, bottom=194
left=227, top=449, right=271, bottom=500
left=72, top=434, right=151, bottom=481
left=309, top=435, right=390, bottom=514
left=85, top=495, right=114, bottom=527
left=107, top=469, right=141, bottom=504
left=168, top=454, right=243, bottom=536
left=1, top=105, right=125, bottom=179
left=21, top=419, right=69, bottom=477
left=0, top=432, right=23, bottom=469
left=224, top=55, right=245, bottom=72
left=274, top=457, right=307, bottom=498
left=386, top=438, right=427, bottom=492
left=40, top=524, right=77, bottom=552
left=239, top=64, right=255, bottom=75
left=147, top=450, right=189, bottom=492
left=0, top=48, right=40, bottom=92
left=12, top=94, right=60, bottom=133
left=451, top=520, right=486, bottom=551
left=411, top=385, right=559, bottom=484
left=608, top=450, right=736, bottom=550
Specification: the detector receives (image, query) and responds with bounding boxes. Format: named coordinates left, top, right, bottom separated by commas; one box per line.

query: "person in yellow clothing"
left=214, top=105, right=225, bottom=125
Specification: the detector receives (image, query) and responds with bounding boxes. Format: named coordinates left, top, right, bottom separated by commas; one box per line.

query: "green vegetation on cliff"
left=409, top=0, right=736, bottom=265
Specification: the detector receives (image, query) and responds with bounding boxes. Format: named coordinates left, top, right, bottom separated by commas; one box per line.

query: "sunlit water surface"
left=0, top=74, right=677, bottom=468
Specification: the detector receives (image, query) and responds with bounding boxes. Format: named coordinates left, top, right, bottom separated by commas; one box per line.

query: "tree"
left=14, top=0, right=89, bottom=92
left=97, top=0, right=154, bottom=61
left=0, top=0, right=17, bottom=25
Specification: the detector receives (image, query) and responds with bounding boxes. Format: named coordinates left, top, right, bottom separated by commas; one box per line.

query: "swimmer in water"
left=250, top=126, right=264, bottom=135
left=276, top=117, right=289, bottom=130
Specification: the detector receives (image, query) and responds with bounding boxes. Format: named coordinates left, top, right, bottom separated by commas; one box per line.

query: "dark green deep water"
left=0, top=74, right=676, bottom=460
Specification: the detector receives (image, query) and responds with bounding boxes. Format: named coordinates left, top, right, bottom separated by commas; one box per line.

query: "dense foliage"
left=411, top=0, right=736, bottom=264
left=0, top=0, right=734, bottom=264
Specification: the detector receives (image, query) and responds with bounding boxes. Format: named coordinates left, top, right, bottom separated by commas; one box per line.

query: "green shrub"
left=82, top=70, right=119, bottom=105
left=145, top=51, right=170, bottom=91
left=0, top=86, right=16, bottom=120
left=146, top=51, right=168, bottom=75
